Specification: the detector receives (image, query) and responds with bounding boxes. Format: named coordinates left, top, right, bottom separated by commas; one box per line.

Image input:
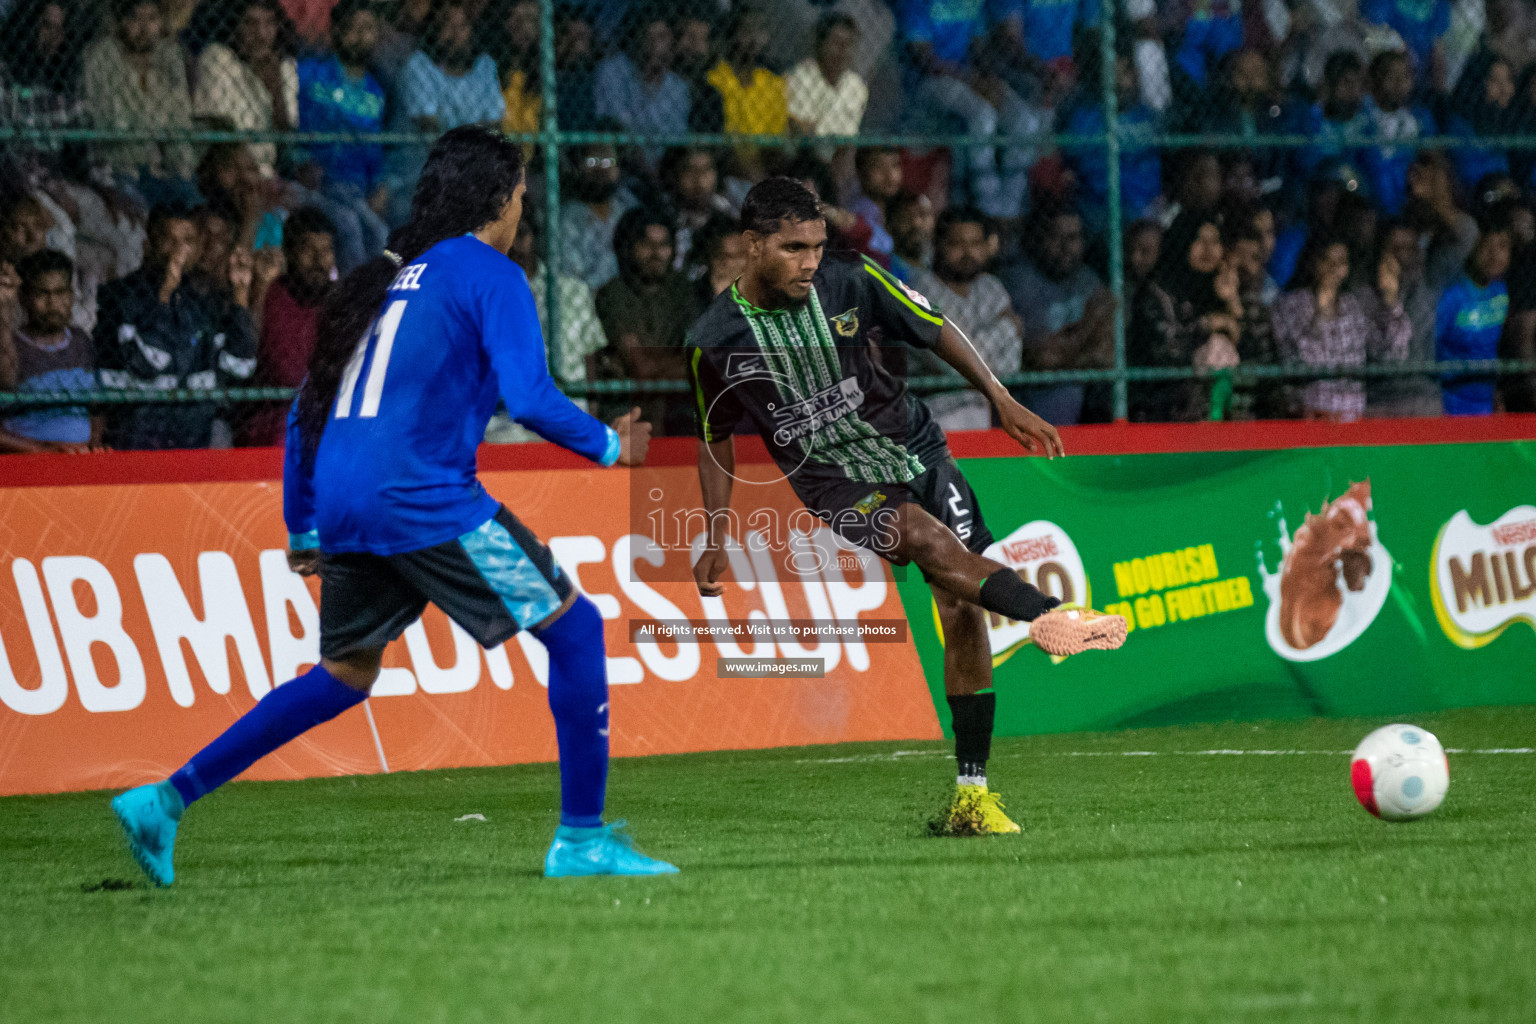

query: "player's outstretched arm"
left=932, top=319, right=1065, bottom=459
left=500, top=365, right=632, bottom=466
left=485, top=268, right=639, bottom=466
left=693, top=437, right=735, bottom=596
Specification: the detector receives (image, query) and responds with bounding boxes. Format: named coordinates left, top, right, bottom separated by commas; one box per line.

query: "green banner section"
left=894, top=442, right=1536, bottom=737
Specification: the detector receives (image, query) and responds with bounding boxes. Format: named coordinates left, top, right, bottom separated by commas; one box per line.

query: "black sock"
left=947, top=691, right=995, bottom=783
left=978, top=568, right=1060, bottom=622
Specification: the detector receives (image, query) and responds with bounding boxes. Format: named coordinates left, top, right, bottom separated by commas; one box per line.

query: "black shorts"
left=794, top=456, right=994, bottom=567
left=318, top=506, right=574, bottom=660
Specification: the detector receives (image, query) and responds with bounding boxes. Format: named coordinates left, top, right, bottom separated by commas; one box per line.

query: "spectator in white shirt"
left=788, top=13, right=869, bottom=140
left=908, top=207, right=1024, bottom=430
left=193, top=0, right=298, bottom=180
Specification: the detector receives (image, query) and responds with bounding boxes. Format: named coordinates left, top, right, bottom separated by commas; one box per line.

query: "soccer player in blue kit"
left=110, top=127, right=678, bottom=884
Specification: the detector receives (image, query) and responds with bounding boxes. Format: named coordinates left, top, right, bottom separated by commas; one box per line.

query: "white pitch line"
left=1452, top=747, right=1536, bottom=754
left=362, top=700, right=391, bottom=773
left=796, top=747, right=1535, bottom=764
left=806, top=750, right=945, bottom=764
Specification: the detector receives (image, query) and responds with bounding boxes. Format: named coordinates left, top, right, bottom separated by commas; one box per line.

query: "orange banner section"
left=0, top=465, right=938, bottom=795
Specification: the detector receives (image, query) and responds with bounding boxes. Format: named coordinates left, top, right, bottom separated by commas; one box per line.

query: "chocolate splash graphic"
left=1277, top=480, right=1374, bottom=650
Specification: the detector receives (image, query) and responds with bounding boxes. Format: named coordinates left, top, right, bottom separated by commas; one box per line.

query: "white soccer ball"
left=1350, top=724, right=1449, bottom=821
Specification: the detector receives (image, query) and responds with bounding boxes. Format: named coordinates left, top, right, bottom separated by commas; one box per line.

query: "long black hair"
left=295, top=125, right=524, bottom=459
left=612, top=206, right=676, bottom=281
left=1153, top=210, right=1225, bottom=315
left=1290, top=230, right=1349, bottom=294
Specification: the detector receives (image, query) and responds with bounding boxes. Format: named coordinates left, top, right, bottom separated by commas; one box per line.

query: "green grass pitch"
left=3, top=705, right=1534, bottom=1024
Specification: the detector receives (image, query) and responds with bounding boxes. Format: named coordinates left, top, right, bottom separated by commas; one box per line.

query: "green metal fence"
left=4, top=0, right=1536, bottom=441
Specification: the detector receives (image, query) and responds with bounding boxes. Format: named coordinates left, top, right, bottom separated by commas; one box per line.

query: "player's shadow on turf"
left=692, top=834, right=1394, bottom=873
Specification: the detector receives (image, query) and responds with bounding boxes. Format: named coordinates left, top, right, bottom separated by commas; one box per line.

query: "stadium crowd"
left=3, top=0, right=1536, bottom=452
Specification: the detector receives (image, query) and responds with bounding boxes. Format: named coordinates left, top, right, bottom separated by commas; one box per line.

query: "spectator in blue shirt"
left=1437, top=222, right=1512, bottom=414
left=1296, top=51, right=1372, bottom=183
left=593, top=9, right=691, bottom=160
left=387, top=0, right=506, bottom=224
left=994, top=0, right=1095, bottom=67
left=1173, top=0, right=1245, bottom=88
left=1446, top=55, right=1516, bottom=193
left=1362, top=0, right=1450, bottom=88
left=900, top=0, right=988, bottom=73
left=1362, top=50, right=1435, bottom=216
left=401, top=2, right=504, bottom=135
left=1061, top=53, right=1163, bottom=232
left=295, top=0, right=390, bottom=273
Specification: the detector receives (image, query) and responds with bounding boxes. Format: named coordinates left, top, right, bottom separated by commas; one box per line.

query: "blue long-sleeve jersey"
left=283, top=234, right=620, bottom=555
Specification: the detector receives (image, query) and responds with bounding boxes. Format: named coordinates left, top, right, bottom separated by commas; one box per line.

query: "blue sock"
left=168, top=664, right=368, bottom=805
left=537, top=595, right=609, bottom=828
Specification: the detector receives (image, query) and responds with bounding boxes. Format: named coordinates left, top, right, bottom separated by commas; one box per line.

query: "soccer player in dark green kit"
left=687, top=178, right=1125, bottom=834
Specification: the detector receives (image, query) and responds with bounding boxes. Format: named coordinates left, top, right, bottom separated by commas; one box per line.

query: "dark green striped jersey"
left=687, top=251, right=953, bottom=487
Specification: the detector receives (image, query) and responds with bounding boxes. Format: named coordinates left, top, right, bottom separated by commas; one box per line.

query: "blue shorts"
left=318, top=505, right=573, bottom=659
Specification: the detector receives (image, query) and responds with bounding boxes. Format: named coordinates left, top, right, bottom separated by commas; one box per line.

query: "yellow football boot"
left=938, top=783, right=1021, bottom=835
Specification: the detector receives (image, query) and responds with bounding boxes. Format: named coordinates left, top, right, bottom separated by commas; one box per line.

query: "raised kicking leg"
left=893, top=503, right=1055, bottom=615
left=891, top=503, right=1126, bottom=656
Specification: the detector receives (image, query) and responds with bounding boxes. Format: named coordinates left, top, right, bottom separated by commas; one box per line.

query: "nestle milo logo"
left=978, top=520, right=1090, bottom=663
left=1432, top=506, right=1536, bottom=649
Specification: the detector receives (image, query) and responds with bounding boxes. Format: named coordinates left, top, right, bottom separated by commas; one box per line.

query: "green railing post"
left=538, top=0, right=564, bottom=386
left=1099, top=1, right=1127, bottom=421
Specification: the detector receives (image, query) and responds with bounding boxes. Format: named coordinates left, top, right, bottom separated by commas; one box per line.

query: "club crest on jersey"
left=853, top=490, right=888, bottom=515
left=725, top=353, right=771, bottom=380
left=830, top=308, right=860, bottom=337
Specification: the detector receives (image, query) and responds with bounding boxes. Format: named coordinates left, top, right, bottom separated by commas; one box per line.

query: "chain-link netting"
left=3, top=0, right=1536, bottom=453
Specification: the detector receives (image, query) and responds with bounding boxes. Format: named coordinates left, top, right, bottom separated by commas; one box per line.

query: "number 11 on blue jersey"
left=335, top=299, right=408, bottom=420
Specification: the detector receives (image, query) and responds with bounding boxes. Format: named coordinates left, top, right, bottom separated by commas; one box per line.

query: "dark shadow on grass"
left=685, top=834, right=1396, bottom=874
left=162, top=859, right=551, bottom=897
